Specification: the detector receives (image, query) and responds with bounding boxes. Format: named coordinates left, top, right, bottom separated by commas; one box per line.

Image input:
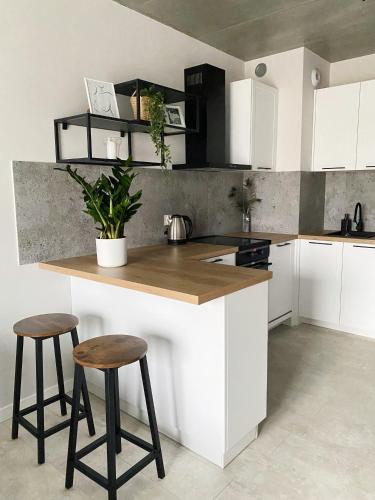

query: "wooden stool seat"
left=73, top=335, right=148, bottom=369
left=13, top=313, right=79, bottom=338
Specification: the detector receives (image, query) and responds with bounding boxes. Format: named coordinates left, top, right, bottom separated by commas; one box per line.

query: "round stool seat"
left=73, top=335, right=148, bottom=369
left=13, top=313, right=79, bottom=338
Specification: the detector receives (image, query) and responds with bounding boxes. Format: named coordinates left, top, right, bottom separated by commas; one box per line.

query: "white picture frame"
left=84, top=78, right=120, bottom=118
left=165, top=105, right=185, bottom=128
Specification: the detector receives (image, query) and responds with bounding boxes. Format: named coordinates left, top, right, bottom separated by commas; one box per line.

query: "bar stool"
left=12, top=313, right=95, bottom=464
left=66, top=334, right=165, bottom=500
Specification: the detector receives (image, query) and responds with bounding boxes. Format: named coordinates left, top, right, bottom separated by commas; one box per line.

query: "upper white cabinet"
left=229, top=78, right=278, bottom=171
left=268, top=241, right=294, bottom=326
left=312, top=82, right=360, bottom=171
left=356, top=80, right=375, bottom=170
left=299, top=240, right=343, bottom=324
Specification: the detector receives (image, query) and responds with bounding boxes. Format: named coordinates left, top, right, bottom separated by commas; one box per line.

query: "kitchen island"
left=40, top=242, right=272, bottom=467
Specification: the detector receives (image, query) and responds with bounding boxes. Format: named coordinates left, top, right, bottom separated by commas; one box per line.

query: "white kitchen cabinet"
left=356, top=80, right=375, bottom=170
left=312, top=83, right=360, bottom=171
left=340, top=243, right=375, bottom=334
left=299, top=240, right=343, bottom=323
left=202, top=253, right=236, bottom=265
left=229, top=78, right=277, bottom=171
left=268, top=241, right=294, bottom=325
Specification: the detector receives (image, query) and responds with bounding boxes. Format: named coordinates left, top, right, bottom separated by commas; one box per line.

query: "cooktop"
left=190, top=235, right=270, bottom=252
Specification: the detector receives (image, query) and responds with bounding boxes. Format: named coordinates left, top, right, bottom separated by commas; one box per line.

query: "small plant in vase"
left=56, top=158, right=142, bottom=267
left=229, top=178, right=261, bottom=232
left=140, top=86, right=172, bottom=169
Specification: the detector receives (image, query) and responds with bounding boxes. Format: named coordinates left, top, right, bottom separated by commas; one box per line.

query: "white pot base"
left=96, top=238, right=127, bottom=267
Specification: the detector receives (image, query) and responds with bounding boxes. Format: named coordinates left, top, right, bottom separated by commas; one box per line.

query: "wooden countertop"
left=40, top=243, right=272, bottom=305
left=226, top=231, right=298, bottom=245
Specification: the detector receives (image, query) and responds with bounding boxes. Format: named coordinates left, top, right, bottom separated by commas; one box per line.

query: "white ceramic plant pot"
left=96, top=237, right=127, bottom=267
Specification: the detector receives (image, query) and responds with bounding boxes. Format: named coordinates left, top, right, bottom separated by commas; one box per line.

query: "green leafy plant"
left=229, top=178, right=261, bottom=216
left=56, top=158, right=142, bottom=239
left=141, top=86, right=172, bottom=168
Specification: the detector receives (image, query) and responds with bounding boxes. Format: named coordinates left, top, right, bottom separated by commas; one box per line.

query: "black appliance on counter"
left=173, top=64, right=251, bottom=171
left=190, top=235, right=271, bottom=269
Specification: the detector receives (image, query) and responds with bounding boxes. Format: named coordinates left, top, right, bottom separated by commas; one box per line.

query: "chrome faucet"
left=354, top=202, right=364, bottom=232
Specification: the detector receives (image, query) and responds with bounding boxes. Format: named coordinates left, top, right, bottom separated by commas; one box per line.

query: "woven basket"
left=130, top=92, right=150, bottom=121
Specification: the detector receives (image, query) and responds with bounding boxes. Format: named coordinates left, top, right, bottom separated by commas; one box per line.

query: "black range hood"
left=173, top=63, right=252, bottom=171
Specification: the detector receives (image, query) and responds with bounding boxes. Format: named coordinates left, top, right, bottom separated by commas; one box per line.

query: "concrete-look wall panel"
left=299, top=172, right=326, bottom=233
left=13, top=162, right=243, bottom=264
left=324, top=172, right=375, bottom=231
left=246, top=172, right=301, bottom=234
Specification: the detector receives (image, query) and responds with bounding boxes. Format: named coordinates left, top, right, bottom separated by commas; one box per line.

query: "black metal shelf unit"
left=54, top=79, right=199, bottom=167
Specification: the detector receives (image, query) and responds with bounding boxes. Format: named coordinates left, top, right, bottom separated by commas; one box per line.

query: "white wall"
left=244, top=47, right=330, bottom=171
left=245, top=48, right=304, bottom=171
left=0, top=0, right=243, bottom=419
left=301, top=48, right=330, bottom=170
left=330, top=53, right=375, bottom=86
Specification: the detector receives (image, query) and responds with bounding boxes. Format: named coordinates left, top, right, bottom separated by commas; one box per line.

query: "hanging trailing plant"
left=140, top=86, right=171, bottom=169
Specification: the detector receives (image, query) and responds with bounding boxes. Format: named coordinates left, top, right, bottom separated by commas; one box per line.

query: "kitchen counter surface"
left=226, top=231, right=298, bottom=245
left=299, top=232, right=375, bottom=245
left=40, top=242, right=272, bottom=305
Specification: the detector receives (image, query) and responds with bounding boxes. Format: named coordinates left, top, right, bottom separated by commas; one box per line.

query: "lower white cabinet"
left=268, top=241, right=294, bottom=324
left=299, top=240, right=343, bottom=324
left=340, top=243, right=375, bottom=334
left=202, top=253, right=236, bottom=265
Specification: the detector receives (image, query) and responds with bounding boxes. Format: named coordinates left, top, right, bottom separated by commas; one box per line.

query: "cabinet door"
left=299, top=240, right=343, bottom=323
left=340, top=243, right=375, bottom=334
left=229, top=79, right=252, bottom=165
left=251, top=81, right=278, bottom=172
left=356, top=80, right=375, bottom=170
left=269, top=241, right=293, bottom=323
left=312, top=83, right=360, bottom=171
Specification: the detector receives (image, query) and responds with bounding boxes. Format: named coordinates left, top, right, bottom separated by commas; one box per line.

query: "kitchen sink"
left=326, top=231, right=375, bottom=239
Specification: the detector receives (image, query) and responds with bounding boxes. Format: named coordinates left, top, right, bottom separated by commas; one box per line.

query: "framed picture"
left=84, top=78, right=120, bottom=118
left=165, top=105, right=185, bottom=128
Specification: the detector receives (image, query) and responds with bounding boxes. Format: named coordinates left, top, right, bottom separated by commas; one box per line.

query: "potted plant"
left=137, top=86, right=172, bottom=169
left=56, top=159, right=142, bottom=267
left=229, top=178, right=261, bottom=232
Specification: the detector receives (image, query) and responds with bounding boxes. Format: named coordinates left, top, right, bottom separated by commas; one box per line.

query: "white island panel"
left=71, top=277, right=268, bottom=467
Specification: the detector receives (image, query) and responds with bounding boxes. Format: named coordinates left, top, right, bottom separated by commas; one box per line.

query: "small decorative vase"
left=96, top=237, right=127, bottom=267
left=106, top=137, right=122, bottom=160
left=242, top=213, right=251, bottom=233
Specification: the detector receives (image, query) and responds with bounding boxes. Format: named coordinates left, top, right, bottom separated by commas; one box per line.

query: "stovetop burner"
left=190, top=235, right=270, bottom=252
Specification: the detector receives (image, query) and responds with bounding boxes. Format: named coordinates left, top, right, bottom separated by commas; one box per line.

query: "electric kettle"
left=165, top=214, right=193, bottom=245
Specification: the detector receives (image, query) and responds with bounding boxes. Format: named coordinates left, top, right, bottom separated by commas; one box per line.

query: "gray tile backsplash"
left=13, top=162, right=243, bottom=264
left=17, top=161, right=374, bottom=266
left=324, top=171, right=375, bottom=231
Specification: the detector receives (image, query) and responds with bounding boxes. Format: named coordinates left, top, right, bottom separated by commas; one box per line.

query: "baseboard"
left=222, top=426, right=258, bottom=467
left=0, top=378, right=73, bottom=424
left=300, top=318, right=375, bottom=341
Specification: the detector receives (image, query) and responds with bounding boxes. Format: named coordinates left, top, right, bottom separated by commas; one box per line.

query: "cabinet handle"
left=308, top=241, right=332, bottom=245
left=322, top=167, right=346, bottom=170
left=365, top=165, right=375, bottom=168
left=210, top=258, right=223, bottom=263
left=257, top=167, right=272, bottom=170
left=276, top=242, right=291, bottom=247
left=353, top=245, right=375, bottom=249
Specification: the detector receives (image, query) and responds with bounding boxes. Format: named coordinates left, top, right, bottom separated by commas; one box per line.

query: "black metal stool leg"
left=114, top=369, right=122, bottom=454
left=71, top=328, right=95, bottom=436
left=65, top=364, right=83, bottom=489
left=105, top=369, right=117, bottom=500
left=35, top=338, right=45, bottom=464
left=11, top=336, right=24, bottom=439
left=139, top=356, right=165, bottom=479
left=53, top=336, right=67, bottom=416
